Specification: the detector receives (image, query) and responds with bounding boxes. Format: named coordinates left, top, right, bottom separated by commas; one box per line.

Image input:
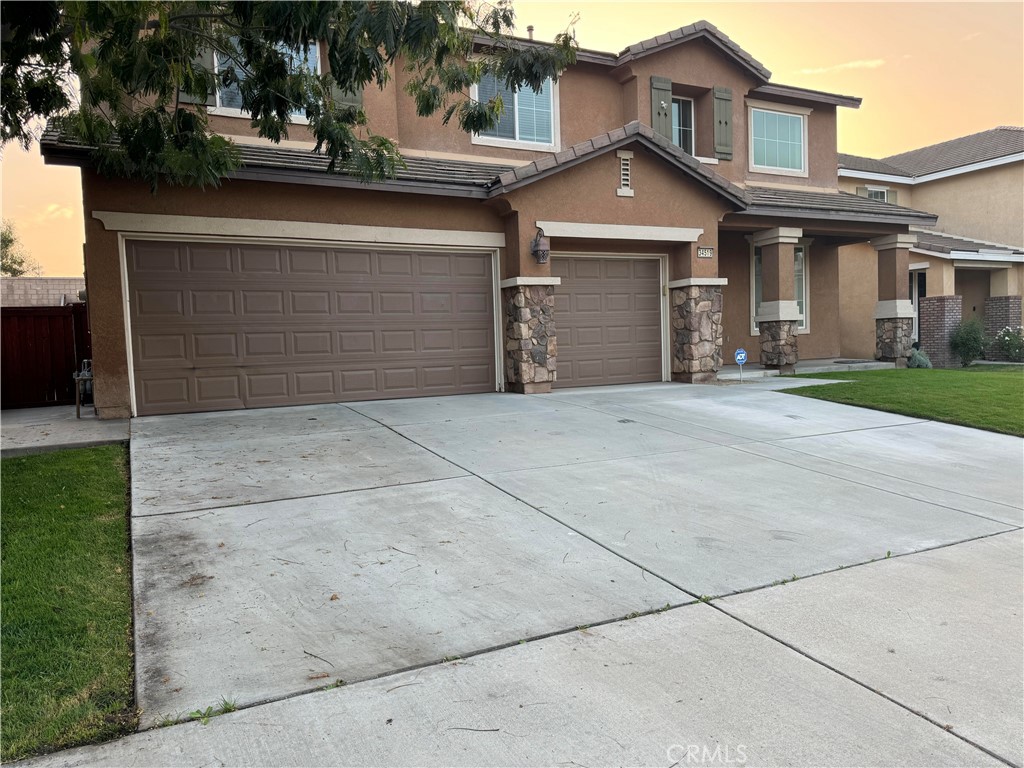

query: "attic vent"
left=616, top=150, right=635, bottom=197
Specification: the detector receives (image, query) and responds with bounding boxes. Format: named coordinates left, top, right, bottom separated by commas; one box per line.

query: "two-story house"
left=837, top=127, right=1024, bottom=365
left=42, top=20, right=936, bottom=418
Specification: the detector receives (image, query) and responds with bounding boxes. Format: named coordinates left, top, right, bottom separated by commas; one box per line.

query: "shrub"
left=993, top=326, right=1024, bottom=362
left=949, top=318, right=986, bottom=367
left=907, top=348, right=932, bottom=368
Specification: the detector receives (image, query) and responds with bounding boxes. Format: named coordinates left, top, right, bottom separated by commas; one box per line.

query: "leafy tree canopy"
left=0, top=1, right=577, bottom=189
left=1, top=220, right=43, bottom=277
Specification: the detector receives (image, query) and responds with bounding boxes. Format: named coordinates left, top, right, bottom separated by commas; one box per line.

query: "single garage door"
left=551, top=256, right=663, bottom=388
left=127, top=239, right=496, bottom=415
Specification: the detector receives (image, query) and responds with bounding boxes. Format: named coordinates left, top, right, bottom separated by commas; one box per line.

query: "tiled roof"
left=616, top=21, right=772, bottom=81
left=487, top=121, right=748, bottom=206
left=881, top=126, right=1024, bottom=176
left=745, top=186, right=937, bottom=223
left=39, top=128, right=516, bottom=195
left=837, top=153, right=910, bottom=176
left=911, top=228, right=1023, bottom=256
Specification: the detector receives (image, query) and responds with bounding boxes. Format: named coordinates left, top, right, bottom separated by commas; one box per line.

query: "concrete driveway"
left=45, top=382, right=1022, bottom=766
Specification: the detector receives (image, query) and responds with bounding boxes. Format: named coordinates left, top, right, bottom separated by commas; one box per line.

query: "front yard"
left=785, top=365, right=1024, bottom=436
left=0, top=445, right=136, bottom=761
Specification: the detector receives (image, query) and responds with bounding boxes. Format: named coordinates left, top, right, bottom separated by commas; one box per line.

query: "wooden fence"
left=1, top=304, right=91, bottom=409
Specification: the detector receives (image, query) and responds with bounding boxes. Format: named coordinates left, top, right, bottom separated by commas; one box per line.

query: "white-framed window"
left=210, top=42, right=321, bottom=123
left=471, top=73, right=559, bottom=151
left=750, top=241, right=810, bottom=334
left=748, top=101, right=809, bottom=177
left=671, top=97, right=694, bottom=155
left=866, top=187, right=889, bottom=202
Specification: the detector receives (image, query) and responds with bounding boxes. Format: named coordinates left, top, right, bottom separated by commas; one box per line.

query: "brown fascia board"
left=750, top=84, right=862, bottom=109
left=487, top=122, right=748, bottom=208
left=470, top=33, right=616, bottom=67
left=740, top=205, right=937, bottom=227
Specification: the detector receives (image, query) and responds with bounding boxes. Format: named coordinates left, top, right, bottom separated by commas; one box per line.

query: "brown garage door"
left=127, top=240, right=495, bottom=415
left=552, top=256, right=663, bottom=388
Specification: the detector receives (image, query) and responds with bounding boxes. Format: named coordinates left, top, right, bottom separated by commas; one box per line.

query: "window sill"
left=472, top=134, right=558, bottom=153
left=749, top=165, right=809, bottom=179
left=208, top=106, right=311, bottom=126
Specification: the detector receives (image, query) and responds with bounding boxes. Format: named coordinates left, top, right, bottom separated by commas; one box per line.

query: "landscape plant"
left=949, top=318, right=986, bottom=367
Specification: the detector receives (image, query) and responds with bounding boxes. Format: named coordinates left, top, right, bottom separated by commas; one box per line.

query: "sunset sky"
left=1, top=1, right=1021, bottom=276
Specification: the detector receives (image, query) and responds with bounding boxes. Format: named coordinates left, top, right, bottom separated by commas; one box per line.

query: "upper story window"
left=472, top=73, right=558, bottom=151
left=866, top=187, right=889, bottom=202
left=211, top=43, right=320, bottom=121
left=671, top=97, right=694, bottom=155
left=749, top=103, right=809, bottom=177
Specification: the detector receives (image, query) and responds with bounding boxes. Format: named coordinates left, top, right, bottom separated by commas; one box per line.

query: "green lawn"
left=784, top=365, right=1024, bottom=436
left=1, top=445, right=136, bottom=761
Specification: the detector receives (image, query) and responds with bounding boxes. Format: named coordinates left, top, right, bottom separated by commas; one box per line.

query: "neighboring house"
left=0, top=277, right=86, bottom=307
left=837, top=127, right=1024, bottom=364
left=41, top=20, right=936, bottom=418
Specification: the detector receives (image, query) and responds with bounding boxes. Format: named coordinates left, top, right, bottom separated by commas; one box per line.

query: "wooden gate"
left=1, top=304, right=91, bottom=409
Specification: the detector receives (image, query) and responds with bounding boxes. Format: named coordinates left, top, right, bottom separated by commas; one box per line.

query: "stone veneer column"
left=752, top=227, right=803, bottom=373
left=501, top=279, right=557, bottom=394
left=919, top=294, right=962, bottom=368
left=871, top=233, right=916, bottom=366
left=670, top=278, right=725, bottom=383
left=984, top=295, right=1023, bottom=361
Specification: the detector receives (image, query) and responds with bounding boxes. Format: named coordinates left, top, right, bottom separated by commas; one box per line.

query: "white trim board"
left=911, top=247, right=1024, bottom=263
left=93, top=212, right=506, bottom=249
left=536, top=221, right=702, bottom=242
left=499, top=277, right=562, bottom=288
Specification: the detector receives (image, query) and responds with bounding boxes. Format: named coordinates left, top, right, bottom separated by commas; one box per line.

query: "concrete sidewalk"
left=1, top=405, right=128, bottom=457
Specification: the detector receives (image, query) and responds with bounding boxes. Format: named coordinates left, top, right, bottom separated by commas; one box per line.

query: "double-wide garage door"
left=128, top=239, right=496, bottom=415
left=552, top=256, right=663, bottom=388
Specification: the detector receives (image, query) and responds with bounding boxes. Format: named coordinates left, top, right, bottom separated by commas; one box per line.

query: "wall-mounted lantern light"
left=531, top=227, right=550, bottom=264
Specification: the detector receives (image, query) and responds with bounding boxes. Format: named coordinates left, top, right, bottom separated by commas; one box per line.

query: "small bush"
left=993, top=326, right=1024, bottom=362
left=950, top=318, right=986, bottom=367
left=907, top=348, right=932, bottom=368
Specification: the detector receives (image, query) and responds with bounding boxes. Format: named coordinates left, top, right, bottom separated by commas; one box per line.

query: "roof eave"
left=740, top=206, right=938, bottom=227
left=750, top=84, right=861, bottom=109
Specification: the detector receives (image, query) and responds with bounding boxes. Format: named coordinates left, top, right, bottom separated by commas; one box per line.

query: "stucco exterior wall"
left=910, top=163, right=1024, bottom=247
left=955, top=269, right=991, bottom=323
left=499, top=147, right=732, bottom=279
left=837, top=243, right=877, bottom=360
left=1, top=277, right=86, bottom=307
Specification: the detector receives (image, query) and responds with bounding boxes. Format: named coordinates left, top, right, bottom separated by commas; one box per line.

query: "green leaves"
left=2, top=0, right=577, bottom=187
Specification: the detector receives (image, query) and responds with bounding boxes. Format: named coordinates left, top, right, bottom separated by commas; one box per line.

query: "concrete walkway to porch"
left=718, top=357, right=895, bottom=380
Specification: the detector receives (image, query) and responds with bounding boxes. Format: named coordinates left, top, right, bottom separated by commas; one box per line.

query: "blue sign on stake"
left=734, top=347, right=748, bottom=383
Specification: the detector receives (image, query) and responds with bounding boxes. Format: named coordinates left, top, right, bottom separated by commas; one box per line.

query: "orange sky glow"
left=1, top=1, right=1021, bottom=277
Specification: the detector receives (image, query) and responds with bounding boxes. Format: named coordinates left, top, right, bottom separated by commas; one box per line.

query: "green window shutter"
left=888, top=189, right=898, bottom=205
left=855, top=186, right=868, bottom=197
left=650, top=76, right=673, bottom=140
left=179, top=49, right=216, bottom=107
left=713, top=86, right=732, bottom=160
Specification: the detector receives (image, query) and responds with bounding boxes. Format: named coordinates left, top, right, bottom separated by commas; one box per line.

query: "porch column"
left=872, top=233, right=916, bottom=366
left=985, top=269, right=1022, bottom=361
left=669, top=238, right=725, bottom=384
left=753, top=227, right=802, bottom=373
left=500, top=277, right=558, bottom=394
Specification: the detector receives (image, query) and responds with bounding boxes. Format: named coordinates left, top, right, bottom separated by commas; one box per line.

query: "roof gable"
left=486, top=121, right=747, bottom=207
left=615, top=21, right=771, bottom=82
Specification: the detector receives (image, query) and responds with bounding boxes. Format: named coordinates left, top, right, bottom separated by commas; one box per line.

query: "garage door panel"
left=554, top=256, right=662, bottom=389
left=128, top=240, right=495, bottom=415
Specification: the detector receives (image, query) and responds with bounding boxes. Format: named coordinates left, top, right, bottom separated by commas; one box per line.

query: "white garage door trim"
left=115, top=231, right=503, bottom=416
left=550, top=251, right=670, bottom=383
